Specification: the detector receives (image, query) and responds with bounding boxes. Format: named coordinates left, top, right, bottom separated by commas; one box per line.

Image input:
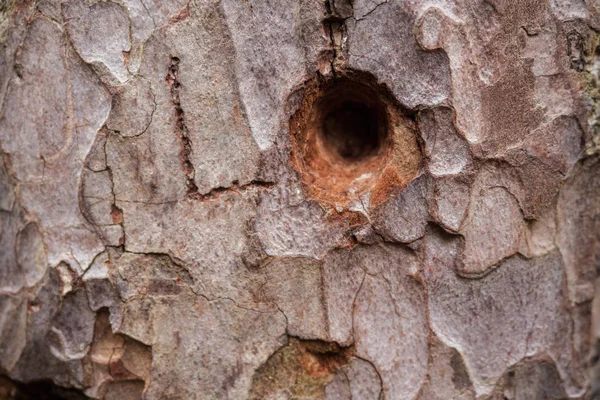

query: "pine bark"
left=1, top=0, right=600, bottom=399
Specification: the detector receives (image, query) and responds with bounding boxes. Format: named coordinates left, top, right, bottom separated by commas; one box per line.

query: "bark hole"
left=290, top=72, right=420, bottom=206
left=313, top=79, right=389, bottom=165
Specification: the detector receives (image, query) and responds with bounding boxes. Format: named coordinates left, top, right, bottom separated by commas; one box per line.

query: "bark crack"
left=323, top=0, right=351, bottom=76
left=165, top=56, right=199, bottom=196
left=349, top=270, right=366, bottom=345
left=139, top=0, right=157, bottom=27
left=192, top=180, right=275, bottom=202
left=354, top=0, right=389, bottom=22
left=130, top=78, right=157, bottom=138
left=353, top=354, right=385, bottom=397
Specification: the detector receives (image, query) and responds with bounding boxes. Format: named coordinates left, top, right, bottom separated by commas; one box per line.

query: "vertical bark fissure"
left=165, top=56, right=199, bottom=196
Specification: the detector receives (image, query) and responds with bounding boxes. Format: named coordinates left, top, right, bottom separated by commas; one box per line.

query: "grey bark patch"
left=16, top=222, right=47, bottom=287
left=263, top=257, right=328, bottom=340
left=426, top=231, right=582, bottom=396
left=347, top=1, right=451, bottom=108
left=418, top=107, right=471, bottom=177
left=62, top=0, right=131, bottom=83
left=0, top=294, right=27, bottom=372
left=48, top=290, right=96, bottom=362
left=107, top=77, right=156, bottom=138
left=372, top=175, right=429, bottom=243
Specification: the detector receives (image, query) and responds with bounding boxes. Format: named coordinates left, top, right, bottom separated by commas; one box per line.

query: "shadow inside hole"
left=0, top=377, right=88, bottom=400
left=313, top=79, right=390, bottom=166
left=321, top=100, right=381, bottom=160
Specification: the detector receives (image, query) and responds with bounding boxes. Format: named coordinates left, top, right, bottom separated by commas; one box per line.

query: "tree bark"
left=1, top=0, right=600, bottom=399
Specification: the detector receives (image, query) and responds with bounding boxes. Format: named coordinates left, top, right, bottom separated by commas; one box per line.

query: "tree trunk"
left=1, top=0, right=600, bottom=399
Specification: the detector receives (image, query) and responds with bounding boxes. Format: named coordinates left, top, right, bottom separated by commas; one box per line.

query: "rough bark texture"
left=1, top=0, right=600, bottom=399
